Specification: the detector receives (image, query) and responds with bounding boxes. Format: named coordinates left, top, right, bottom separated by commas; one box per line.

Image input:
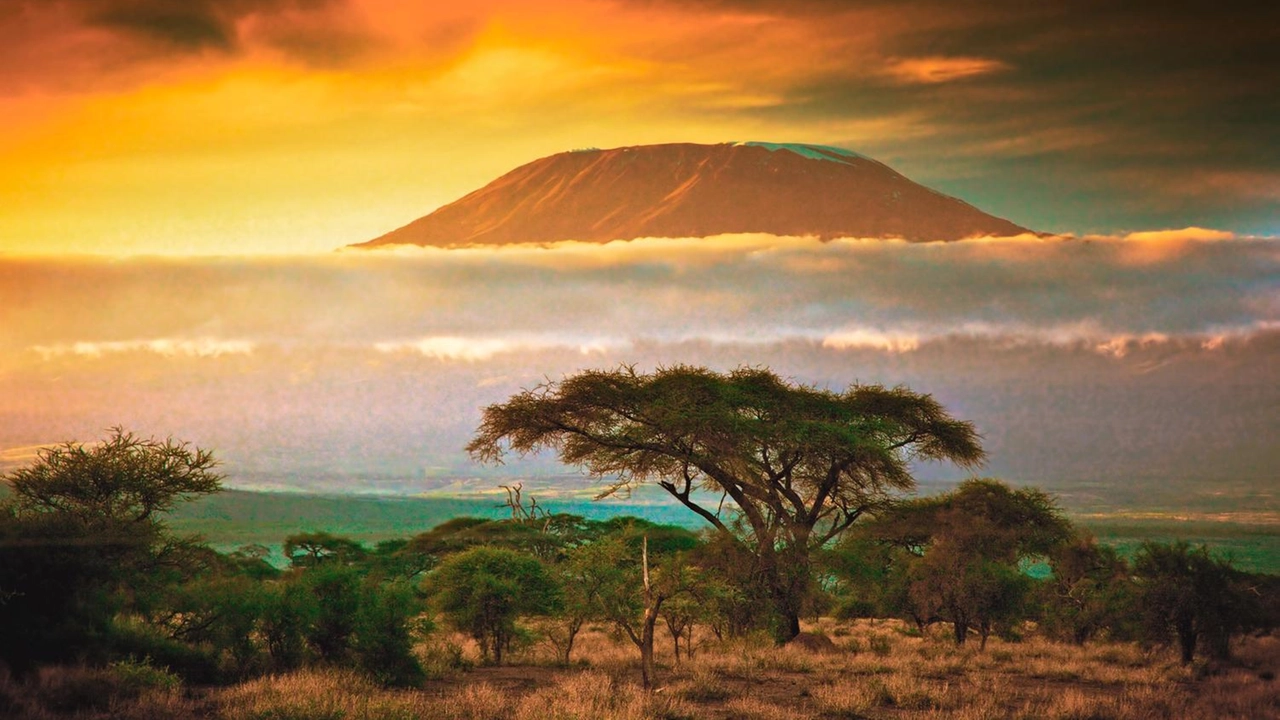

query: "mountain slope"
left=354, top=142, right=1030, bottom=248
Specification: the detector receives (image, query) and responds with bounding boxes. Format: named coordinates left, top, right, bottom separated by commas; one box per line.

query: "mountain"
left=352, top=142, right=1031, bottom=248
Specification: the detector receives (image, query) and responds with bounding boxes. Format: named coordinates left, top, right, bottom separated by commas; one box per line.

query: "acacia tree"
left=5, top=427, right=221, bottom=526
left=868, top=478, right=1072, bottom=648
left=0, top=428, right=223, bottom=672
left=1133, top=541, right=1253, bottom=663
left=468, top=365, right=983, bottom=641
left=1042, top=535, right=1136, bottom=645
left=565, top=530, right=693, bottom=688
left=284, top=532, right=368, bottom=568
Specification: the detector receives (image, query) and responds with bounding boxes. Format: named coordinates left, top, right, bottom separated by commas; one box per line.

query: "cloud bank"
left=1, top=233, right=1276, bottom=502
left=4, top=232, right=1273, bottom=352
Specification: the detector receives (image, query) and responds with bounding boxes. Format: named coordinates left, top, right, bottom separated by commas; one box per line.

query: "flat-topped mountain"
left=353, top=142, right=1030, bottom=248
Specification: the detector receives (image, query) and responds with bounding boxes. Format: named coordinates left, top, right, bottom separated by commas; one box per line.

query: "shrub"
left=106, top=621, right=221, bottom=684
left=430, top=547, right=561, bottom=665
left=869, top=635, right=893, bottom=657
left=303, top=564, right=362, bottom=664
left=353, top=580, right=427, bottom=686
left=260, top=578, right=317, bottom=671
left=107, top=657, right=182, bottom=695
left=1134, top=541, right=1256, bottom=663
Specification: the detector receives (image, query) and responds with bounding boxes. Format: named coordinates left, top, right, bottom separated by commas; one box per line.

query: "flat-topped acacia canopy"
left=468, top=365, right=984, bottom=641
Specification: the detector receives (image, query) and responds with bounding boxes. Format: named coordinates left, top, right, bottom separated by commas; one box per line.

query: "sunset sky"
left=3, top=0, right=1277, bottom=255
left=1, top=2, right=1277, bottom=513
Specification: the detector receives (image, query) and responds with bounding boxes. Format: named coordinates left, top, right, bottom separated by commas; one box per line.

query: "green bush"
left=107, top=657, right=182, bottom=694
left=261, top=579, right=317, bottom=671
left=429, top=546, right=561, bottom=665
left=353, top=580, right=427, bottom=686
left=107, top=622, right=221, bottom=684
left=1134, top=541, right=1256, bottom=662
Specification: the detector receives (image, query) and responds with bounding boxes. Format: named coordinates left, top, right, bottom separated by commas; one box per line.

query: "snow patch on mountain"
left=739, top=142, right=868, bottom=164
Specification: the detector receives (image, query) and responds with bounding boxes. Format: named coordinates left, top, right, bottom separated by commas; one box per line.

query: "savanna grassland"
left=3, top=371, right=1277, bottom=720
left=3, top=619, right=1276, bottom=719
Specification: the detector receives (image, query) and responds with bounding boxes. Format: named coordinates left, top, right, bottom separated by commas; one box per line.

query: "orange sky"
left=2, top=0, right=1277, bottom=254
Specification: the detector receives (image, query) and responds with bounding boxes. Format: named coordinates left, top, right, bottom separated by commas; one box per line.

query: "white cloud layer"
left=30, top=338, right=255, bottom=359
left=5, top=231, right=1275, bottom=358
left=1, top=231, right=1275, bottom=493
left=373, top=335, right=622, bottom=361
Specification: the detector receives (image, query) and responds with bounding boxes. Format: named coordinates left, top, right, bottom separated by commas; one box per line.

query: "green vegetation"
left=1080, top=518, right=1280, bottom=575
left=166, top=490, right=510, bottom=546
left=1, top=368, right=1277, bottom=718
left=431, top=546, right=561, bottom=665
left=468, top=365, right=983, bottom=641
left=860, top=479, right=1074, bottom=647
left=155, top=489, right=1280, bottom=574
left=0, top=429, right=223, bottom=674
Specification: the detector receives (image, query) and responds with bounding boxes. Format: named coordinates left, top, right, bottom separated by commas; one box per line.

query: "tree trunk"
left=1206, top=630, right=1231, bottom=661
left=640, top=603, right=660, bottom=689
left=561, top=618, right=581, bottom=665
left=637, top=535, right=668, bottom=690
left=1178, top=622, right=1197, bottom=664
left=910, top=611, right=928, bottom=635
left=952, top=610, right=969, bottom=646
left=782, top=610, right=801, bottom=642
left=761, top=547, right=807, bottom=644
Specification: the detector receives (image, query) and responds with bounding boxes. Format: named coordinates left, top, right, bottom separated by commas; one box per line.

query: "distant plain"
left=168, top=484, right=1280, bottom=574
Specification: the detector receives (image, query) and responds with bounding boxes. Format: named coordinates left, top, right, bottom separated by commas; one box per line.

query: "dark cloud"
left=80, top=0, right=343, bottom=50
left=656, top=0, right=1280, bottom=233
left=0, top=0, right=361, bottom=91
left=90, top=2, right=238, bottom=50
left=4, top=0, right=1275, bottom=235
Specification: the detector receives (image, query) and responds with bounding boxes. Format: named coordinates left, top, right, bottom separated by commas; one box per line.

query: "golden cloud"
left=881, top=56, right=1009, bottom=84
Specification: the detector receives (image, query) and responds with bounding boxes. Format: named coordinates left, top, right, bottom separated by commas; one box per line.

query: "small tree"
left=566, top=529, right=694, bottom=688
left=869, top=479, right=1071, bottom=648
left=284, top=532, right=367, bottom=568
left=1042, top=535, right=1136, bottom=644
left=353, top=579, right=427, bottom=686
left=1133, top=541, right=1253, bottom=663
left=153, top=569, right=268, bottom=678
left=5, top=428, right=221, bottom=525
left=0, top=428, right=222, bottom=672
left=302, top=564, right=362, bottom=664
left=260, top=578, right=316, bottom=671
left=905, top=551, right=1030, bottom=648
left=688, top=529, right=773, bottom=639
left=430, top=546, right=560, bottom=665
left=659, top=593, right=700, bottom=663
left=544, top=545, right=610, bottom=665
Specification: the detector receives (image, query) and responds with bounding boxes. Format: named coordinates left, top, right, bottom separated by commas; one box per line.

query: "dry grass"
left=0, top=663, right=195, bottom=720
left=5, top=622, right=1276, bottom=719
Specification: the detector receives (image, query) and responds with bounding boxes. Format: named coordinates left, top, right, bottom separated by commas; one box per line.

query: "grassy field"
left=167, top=489, right=1280, bottom=574
left=4, top=619, right=1276, bottom=719
left=1080, top=518, right=1280, bottom=575
left=5, top=489, right=1276, bottom=719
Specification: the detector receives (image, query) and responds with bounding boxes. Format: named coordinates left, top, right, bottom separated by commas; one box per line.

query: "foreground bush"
left=430, top=546, right=561, bottom=665
left=0, top=659, right=183, bottom=719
